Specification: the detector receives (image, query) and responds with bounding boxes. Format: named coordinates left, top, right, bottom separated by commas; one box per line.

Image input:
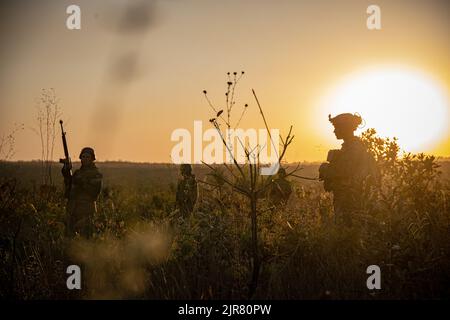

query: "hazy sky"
left=1, top=0, right=449, bottom=162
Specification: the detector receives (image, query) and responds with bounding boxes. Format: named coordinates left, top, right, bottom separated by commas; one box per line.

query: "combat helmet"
left=328, top=113, right=362, bottom=131
left=79, top=147, right=96, bottom=160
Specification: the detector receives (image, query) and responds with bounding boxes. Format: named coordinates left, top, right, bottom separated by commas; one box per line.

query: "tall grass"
left=1, top=131, right=449, bottom=299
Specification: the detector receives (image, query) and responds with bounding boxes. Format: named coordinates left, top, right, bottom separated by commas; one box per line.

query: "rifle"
left=59, top=120, right=72, bottom=197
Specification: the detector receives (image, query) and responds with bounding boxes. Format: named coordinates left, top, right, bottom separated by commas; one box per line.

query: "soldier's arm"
left=61, top=162, right=72, bottom=178
left=61, top=162, right=72, bottom=181
left=61, top=165, right=73, bottom=199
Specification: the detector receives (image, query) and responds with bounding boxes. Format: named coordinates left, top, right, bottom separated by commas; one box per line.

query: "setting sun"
left=318, top=67, right=450, bottom=153
left=1, top=0, right=449, bottom=303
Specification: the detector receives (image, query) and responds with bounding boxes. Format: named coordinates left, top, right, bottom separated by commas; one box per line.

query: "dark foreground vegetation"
left=0, top=132, right=449, bottom=299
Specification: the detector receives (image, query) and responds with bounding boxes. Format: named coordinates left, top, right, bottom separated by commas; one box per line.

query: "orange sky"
left=0, top=0, right=449, bottom=162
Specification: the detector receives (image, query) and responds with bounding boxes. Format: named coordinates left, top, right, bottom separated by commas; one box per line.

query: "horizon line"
left=2, top=157, right=450, bottom=165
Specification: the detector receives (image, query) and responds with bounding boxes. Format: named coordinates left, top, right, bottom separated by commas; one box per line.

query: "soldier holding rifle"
left=59, top=120, right=102, bottom=238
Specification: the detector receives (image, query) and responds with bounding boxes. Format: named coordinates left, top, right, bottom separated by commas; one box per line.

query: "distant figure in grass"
left=268, top=167, right=292, bottom=207
left=319, top=113, right=378, bottom=226
left=62, top=147, right=103, bottom=238
left=176, top=164, right=198, bottom=216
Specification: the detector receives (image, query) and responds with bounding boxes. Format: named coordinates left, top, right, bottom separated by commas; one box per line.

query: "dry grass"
left=0, top=130, right=449, bottom=299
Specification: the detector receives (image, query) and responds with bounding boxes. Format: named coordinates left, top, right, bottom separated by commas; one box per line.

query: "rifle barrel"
left=60, top=120, right=70, bottom=161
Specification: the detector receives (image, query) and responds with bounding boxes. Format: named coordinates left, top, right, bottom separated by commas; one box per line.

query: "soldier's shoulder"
left=348, top=137, right=364, bottom=146
left=346, top=137, right=369, bottom=153
left=88, top=165, right=103, bottom=178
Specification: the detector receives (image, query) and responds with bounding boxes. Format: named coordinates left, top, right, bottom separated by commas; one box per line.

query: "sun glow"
left=317, top=67, right=449, bottom=153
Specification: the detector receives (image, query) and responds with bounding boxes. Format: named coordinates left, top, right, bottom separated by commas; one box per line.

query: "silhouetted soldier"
left=62, top=147, right=102, bottom=238
left=319, top=113, right=377, bottom=226
left=268, top=168, right=292, bottom=207
left=176, top=164, right=198, bottom=216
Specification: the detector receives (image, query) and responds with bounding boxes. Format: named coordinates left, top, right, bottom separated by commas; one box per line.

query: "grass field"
left=1, top=155, right=449, bottom=299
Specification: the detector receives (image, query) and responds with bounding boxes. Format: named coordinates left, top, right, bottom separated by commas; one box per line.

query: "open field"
left=1, top=159, right=449, bottom=299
